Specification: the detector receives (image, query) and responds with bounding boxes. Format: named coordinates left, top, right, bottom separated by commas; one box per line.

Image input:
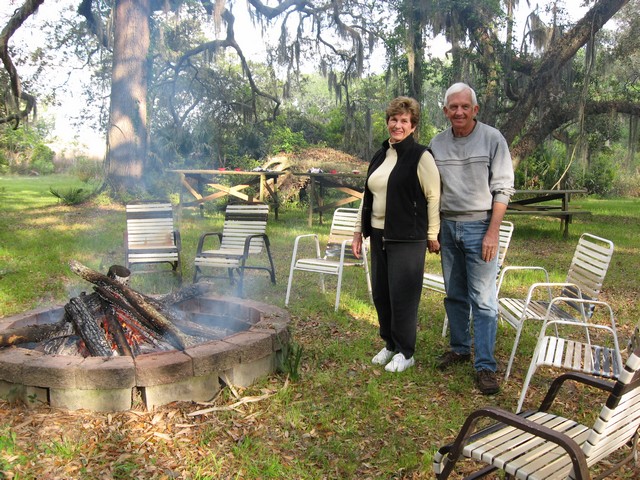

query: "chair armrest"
left=437, top=406, right=590, bottom=480
left=520, top=282, right=582, bottom=309
left=174, top=230, right=182, bottom=251
left=545, top=297, right=614, bottom=325
left=196, top=232, right=223, bottom=254
left=290, top=234, right=321, bottom=262
left=339, top=238, right=354, bottom=263
left=496, top=265, right=550, bottom=295
left=242, top=233, right=269, bottom=256
left=539, top=372, right=615, bottom=412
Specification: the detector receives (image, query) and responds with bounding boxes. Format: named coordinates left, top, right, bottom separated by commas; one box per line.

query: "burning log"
left=0, top=262, right=214, bottom=356
left=103, top=304, right=134, bottom=357
left=65, top=294, right=113, bottom=357
left=69, top=260, right=191, bottom=350
left=0, top=321, right=73, bottom=348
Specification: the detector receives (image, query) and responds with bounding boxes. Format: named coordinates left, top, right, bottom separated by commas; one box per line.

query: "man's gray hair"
left=444, top=82, right=478, bottom=107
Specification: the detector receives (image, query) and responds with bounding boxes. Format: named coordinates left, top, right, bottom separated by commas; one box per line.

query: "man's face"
left=387, top=111, right=416, bottom=143
left=443, top=90, right=479, bottom=136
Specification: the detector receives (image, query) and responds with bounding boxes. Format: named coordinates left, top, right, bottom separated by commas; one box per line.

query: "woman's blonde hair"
left=385, top=96, right=420, bottom=126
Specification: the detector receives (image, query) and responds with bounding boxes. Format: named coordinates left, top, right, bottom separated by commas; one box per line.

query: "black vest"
left=362, top=135, right=430, bottom=241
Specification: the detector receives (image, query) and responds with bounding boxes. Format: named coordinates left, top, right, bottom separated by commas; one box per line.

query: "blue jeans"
left=441, top=218, right=498, bottom=372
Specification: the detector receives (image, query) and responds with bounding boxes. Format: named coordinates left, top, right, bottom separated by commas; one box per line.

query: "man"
left=429, top=82, right=515, bottom=395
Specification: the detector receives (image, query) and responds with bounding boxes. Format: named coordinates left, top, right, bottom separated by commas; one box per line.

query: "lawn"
left=1, top=175, right=639, bottom=479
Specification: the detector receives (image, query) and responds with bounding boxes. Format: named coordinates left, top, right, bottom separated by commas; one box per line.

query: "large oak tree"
left=1, top=0, right=637, bottom=192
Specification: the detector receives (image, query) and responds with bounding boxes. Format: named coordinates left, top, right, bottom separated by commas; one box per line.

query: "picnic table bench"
left=506, top=189, right=589, bottom=238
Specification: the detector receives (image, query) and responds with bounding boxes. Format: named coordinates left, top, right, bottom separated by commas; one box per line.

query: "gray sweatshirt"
left=429, top=121, right=515, bottom=221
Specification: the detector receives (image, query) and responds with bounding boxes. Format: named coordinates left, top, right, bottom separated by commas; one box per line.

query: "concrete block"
left=142, top=372, right=221, bottom=410
left=224, top=330, right=273, bottom=363
left=0, top=348, right=44, bottom=383
left=134, top=350, right=193, bottom=386
left=49, top=387, right=133, bottom=412
left=21, top=354, right=83, bottom=389
left=224, top=353, right=276, bottom=388
left=77, top=356, right=136, bottom=389
left=186, top=340, right=241, bottom=377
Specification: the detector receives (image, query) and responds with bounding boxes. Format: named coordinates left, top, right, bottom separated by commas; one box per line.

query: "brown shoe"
left=476, top=370, right=500, bottom=395
left=436, top=351, right=471, bottom=370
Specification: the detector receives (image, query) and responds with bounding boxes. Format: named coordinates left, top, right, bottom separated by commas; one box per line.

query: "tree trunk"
left=106, top=0, right=151, bottom=194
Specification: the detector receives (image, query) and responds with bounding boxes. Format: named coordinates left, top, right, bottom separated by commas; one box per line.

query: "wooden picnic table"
left=292, top=172, right=365, bottom=226
left=506, top=189, right=589, bottom=238
left=169, top=169, right=287, bottom=219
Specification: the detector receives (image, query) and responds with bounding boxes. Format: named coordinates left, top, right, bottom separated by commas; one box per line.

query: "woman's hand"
left=352, top=233, right=362, bottom=259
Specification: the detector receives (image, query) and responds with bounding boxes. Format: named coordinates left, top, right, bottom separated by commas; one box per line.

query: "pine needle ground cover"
left=1, top=175, right=639, bottom=479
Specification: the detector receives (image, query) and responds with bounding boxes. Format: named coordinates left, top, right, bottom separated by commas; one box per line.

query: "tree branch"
left=0, top=0, right=44, bottom=127
left=501, top=0, right=630, bottom=145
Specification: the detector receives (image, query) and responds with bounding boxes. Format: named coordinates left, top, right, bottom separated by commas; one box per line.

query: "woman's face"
left=387, top=111, right=416, bottom=143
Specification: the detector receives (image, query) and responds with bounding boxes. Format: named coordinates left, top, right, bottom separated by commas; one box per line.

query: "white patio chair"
left=516, top=297, right=622, bottom=413
left=498, top=233, right=615, bottom=380
left=193, top=204, right=275, bottom=296
left=434, top=347, right=640, bottom=480
left=423, top=221, right=514, bottom=337
left=285, top=207, right=372, bottom=311
left=124, top=201, right=182, bottom=283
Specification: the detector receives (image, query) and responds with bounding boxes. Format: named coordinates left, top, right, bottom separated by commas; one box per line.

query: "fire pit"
left=0, top=264, right=290, bottom=412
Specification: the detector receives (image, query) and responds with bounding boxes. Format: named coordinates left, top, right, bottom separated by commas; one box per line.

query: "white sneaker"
left=372, top=347, right=395, bottom=365
left=385, top=353, right=415, bottom=372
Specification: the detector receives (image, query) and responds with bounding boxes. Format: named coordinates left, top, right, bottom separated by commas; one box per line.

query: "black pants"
left=369, top=228, right=427, bottom=359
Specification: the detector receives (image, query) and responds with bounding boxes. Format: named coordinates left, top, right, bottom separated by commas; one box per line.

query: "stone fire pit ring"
left=0, top=294, right=290, bottom=412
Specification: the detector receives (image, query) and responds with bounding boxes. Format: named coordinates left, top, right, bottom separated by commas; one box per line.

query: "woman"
left=352, top=96, right=440, bottom=373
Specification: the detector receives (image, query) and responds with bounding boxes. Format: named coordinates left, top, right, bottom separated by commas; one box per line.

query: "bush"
left=30, top=144, right=55, bottom=174
left=49, top=186, right=94, bottom=205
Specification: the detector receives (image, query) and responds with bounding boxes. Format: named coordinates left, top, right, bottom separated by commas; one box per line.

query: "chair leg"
left=517, top=350, right=541, bottom=413
left=236, top=270, right=245, bottom=297
left=334, top=268, right=344, bottom=311
left=442, top=314, right=449, bottom=338
left=193, top=266, right=200, bottom=283
left=265, top=247, right=276, bottom=284
left=505, top=323, right=525, bottom=381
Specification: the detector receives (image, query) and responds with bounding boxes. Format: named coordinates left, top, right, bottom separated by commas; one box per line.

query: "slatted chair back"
left=193, top=204, right=275, bottom=296
left=285, top=207, right=372, bottom=311
left=219, top=204, right=269, bottom=254
left=560, top=233, right=615, bottom=318
left=580, top=350, right=640, bottom=471
left=424, top=221, right=514, bottom=337
left=324, top=208, right=362, bottom=262
left=124, top=201, right=182, bottom=281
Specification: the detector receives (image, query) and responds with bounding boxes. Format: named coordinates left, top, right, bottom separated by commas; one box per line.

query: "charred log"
left=104, top=305, right=134, bottom=357
left=69, top=260, right=190, bottom=350
left=0, top=321, right=72, bottom=348
left=65, top=294, right=113, bottom=357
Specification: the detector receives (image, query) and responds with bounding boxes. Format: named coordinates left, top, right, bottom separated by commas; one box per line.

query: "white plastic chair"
left=498, top=233, right=615, bottom=380
left=285, top=207, right=372, bottom=311
left=516, top=297, right=622, bottom=413
left=423, top=221, right=514, bottom=337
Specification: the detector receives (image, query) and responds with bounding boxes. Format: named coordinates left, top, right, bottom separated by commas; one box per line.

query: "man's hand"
left=428, top=239, right=440, bottom=254
left=482, top=229, right=499, bottom=262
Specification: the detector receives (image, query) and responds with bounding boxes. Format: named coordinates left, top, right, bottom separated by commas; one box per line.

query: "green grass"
left=1, top=175, right=639, bottom=478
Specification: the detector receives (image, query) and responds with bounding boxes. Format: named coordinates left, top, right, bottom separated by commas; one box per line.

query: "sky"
left=1, top=0, right=593, bottom=158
